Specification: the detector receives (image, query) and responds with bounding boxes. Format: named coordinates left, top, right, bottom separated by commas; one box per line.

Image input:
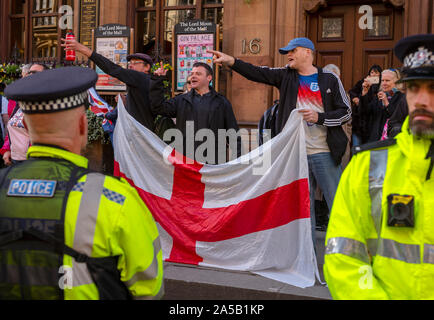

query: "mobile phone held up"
left=366, top=76, right=380, bottom=85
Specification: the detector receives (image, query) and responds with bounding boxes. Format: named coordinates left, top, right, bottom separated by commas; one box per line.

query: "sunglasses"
left=128, top=61, right=145, bottom=66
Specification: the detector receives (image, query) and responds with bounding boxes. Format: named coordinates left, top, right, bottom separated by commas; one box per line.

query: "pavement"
left=162, top=231, right=332, bottom=300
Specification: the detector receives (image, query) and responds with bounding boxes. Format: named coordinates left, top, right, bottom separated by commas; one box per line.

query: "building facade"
left=0, top=0, right=433, bottom=127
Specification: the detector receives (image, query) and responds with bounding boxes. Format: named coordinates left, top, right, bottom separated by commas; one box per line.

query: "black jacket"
left=90, top=52, right=155, bottom=131
left=354, top=91, right=407, bottom=144
left=231, top=59, right=352, bottom=165
left=150, top=77, right=242, bottom=164
left=387, top=94, right=409, bottom=138
left=348, top=79, right=380, bottom=139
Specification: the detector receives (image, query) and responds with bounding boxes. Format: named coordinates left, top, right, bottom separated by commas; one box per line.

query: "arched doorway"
left=306, top=0, right=404, bottom=91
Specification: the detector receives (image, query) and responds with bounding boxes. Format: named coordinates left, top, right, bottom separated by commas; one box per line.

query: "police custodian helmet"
left=4, top=66, right=98, bottom=114
left=394, top=34, right=434, bottom=82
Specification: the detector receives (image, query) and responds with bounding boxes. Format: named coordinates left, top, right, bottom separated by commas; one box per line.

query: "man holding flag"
left=113, top=84, right=319, bottom=288
left=209, top=38, right=352, bottom=244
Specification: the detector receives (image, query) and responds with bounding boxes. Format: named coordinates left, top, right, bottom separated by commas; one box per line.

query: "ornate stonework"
left=302, top=0, right=404, bottom=13
left=384, top=0, right=405, bottom=7
left=302, top=0, right=327, bottom=13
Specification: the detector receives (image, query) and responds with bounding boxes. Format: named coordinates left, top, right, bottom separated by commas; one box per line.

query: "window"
left=8, top=0, right=75, bottom=62
left=368, top=15, right=391, bottom=37
left=32, top=0, right=58, bottom=59
left=321, top=17, right=343, bottom=39
left=10, top=1, right=26, bottom=60
left=364, top=10, right=394, bottom=41
left=133, top=0, right=224, bottom=59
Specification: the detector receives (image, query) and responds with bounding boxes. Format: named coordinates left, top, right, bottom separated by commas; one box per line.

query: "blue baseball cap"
left=279, top=38, right=315, bottom=55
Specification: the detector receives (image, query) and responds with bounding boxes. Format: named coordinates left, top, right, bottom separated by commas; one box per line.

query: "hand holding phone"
left=366, top=76, right=380, bottom=85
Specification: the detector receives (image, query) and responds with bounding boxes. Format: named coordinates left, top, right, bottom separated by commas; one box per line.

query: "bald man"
left=0, top=67, right=163, bottom=300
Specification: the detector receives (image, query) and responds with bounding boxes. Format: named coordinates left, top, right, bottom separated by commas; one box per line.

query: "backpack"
left=258, top=100, right=279, bottom=145
left=154, top=115, right=176, bottom=141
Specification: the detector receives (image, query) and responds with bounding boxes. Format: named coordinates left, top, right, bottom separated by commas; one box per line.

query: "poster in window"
left=174, top=20, right=217, bottom=92
left=94, top=24, right=130, bottom=91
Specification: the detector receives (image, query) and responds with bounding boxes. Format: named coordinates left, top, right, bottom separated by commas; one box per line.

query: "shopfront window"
left=135, top=0, right=224, bottom=59
left=10, top=19, right=26, bottom=61
left=138, top=0, right=157, bottom=6
left=163, top=9, right=196, bottom=53
left=32, top=0, right=58, bottom=59
left=8, top=0, right=75, bottom=62
left=165, top=0, right=196, bottom=5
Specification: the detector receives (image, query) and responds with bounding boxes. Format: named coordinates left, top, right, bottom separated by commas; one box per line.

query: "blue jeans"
left=307, top=152, right=342, bottom=247
left=352, top=134, right=362, bottom=147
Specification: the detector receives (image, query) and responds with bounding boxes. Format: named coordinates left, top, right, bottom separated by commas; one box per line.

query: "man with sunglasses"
left=62, top=38, right=155, bottom=131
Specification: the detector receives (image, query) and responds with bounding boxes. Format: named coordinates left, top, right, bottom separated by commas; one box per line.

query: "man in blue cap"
left=210, top=37, right=352, bottom=244
left=62, top=38, right=156, bottom=131
left=0, top=67, right=163, bottom=300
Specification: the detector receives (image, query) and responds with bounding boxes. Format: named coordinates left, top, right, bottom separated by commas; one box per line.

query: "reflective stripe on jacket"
left=324, top=117, right=434, bottom=300
left=16, top=146, right=163, bottom=300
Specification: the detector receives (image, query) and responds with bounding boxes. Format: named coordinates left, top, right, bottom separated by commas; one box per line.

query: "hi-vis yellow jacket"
left=324, top=118, right=434, bottom=300
left=31, top=146, right=164, bottom=300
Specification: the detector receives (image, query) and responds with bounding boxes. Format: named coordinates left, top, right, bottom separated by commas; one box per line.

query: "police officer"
left=324, top=34, right=434, bottom=300
left=0, top=67, right=164, bottom=300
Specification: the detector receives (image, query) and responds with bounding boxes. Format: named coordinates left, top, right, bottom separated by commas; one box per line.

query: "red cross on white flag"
left=113, top=100, right=319, bottom=288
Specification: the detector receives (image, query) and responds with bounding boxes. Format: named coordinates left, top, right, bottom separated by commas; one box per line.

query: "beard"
left=409, top=109, right=434, bottom=138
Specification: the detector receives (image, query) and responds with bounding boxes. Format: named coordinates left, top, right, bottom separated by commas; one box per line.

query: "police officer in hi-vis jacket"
left=324, top=34, right=434, bottom=300
left=0, top=67, right=163, bottom=300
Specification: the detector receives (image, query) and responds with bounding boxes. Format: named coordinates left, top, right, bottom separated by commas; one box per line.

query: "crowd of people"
left=0, top=32, right=432, bottom=300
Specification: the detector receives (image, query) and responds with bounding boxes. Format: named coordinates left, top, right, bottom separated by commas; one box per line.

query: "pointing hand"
left=207, top=50, right=235, bottom=67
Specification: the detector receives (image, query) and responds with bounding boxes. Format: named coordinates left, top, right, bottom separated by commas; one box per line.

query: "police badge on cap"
left=394, top=34, right=434, bottom=81
left=4, top=67, right=98, bottom=114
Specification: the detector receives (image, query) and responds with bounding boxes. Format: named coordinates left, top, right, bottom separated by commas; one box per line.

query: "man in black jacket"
left=210, top=37, right=352, bottom=242
left=151, top=62, right=241, bottom=165
left=62, top=38, right=155, bottom=131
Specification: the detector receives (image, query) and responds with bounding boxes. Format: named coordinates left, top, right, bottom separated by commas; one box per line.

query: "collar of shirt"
left=192, top=88, right=213, bottom=98
left=27, top=145, right=88, bottom=168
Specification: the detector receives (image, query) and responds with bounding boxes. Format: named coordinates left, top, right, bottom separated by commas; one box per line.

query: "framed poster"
left=173, top=20, right=219, bottom=93
left=94, top=24, right=130, bottom=91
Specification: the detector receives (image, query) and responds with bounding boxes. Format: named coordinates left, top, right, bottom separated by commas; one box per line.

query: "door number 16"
left=242, top=38, right=262, bottom=55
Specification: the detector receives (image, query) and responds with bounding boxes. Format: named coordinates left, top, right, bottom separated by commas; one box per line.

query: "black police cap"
left=394, top=34, right=434, bottom=81
left=5, top=67, right=98, bottom=114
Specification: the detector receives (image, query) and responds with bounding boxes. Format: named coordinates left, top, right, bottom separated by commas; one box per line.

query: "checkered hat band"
left=404, top=46, right=434, bottom=69
left=20, top=91, right=89, bottom=114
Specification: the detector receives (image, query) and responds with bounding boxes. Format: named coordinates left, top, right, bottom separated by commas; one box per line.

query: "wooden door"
left=308, top=2, right=404, bottom=92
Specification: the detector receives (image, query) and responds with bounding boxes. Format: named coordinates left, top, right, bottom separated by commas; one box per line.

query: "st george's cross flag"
left=113, top=99, right=319, bottom=288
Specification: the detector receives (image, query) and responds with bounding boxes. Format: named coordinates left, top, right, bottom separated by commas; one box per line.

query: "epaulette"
left=352, top=139, right=397, bottom=155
